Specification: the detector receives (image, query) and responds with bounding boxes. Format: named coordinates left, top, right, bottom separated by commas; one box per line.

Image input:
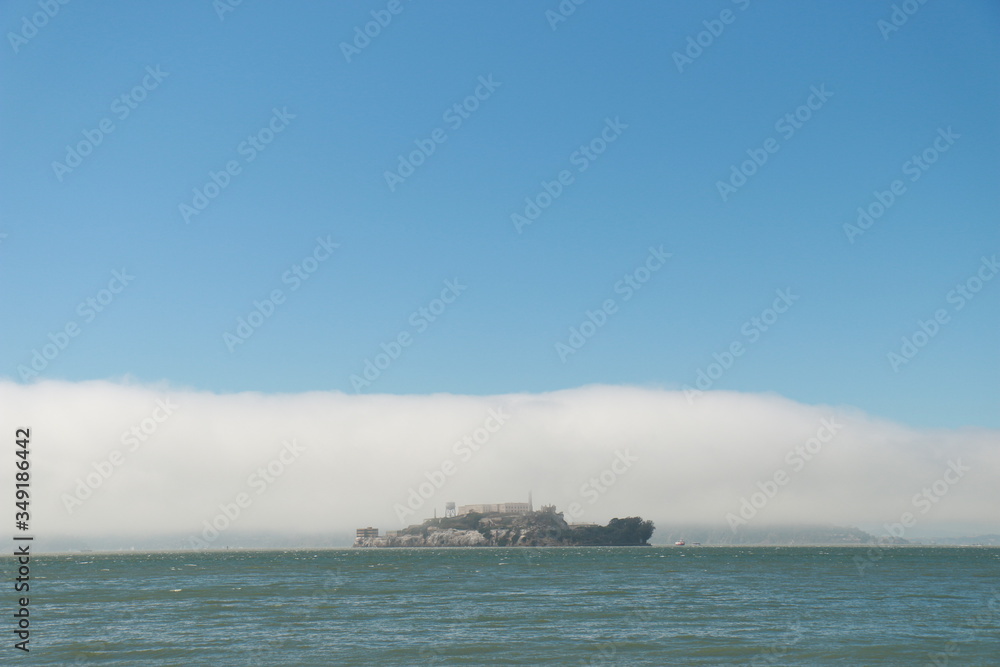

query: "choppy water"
left=4, top=546, right=999, bottom=665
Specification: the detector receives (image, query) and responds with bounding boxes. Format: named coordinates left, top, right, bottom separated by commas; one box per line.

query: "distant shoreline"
left=8, top=543, right=1000, bottom=557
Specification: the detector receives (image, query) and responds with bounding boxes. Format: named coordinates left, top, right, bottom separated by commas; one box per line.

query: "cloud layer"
left=3, top=380, right=997, bottom=549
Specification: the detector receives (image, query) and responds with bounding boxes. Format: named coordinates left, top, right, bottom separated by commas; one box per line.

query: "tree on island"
left=569, top=517, right=655, bottom=546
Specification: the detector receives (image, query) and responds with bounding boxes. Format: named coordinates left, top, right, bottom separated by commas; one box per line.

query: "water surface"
left=6, top=546, right=999, bottom=665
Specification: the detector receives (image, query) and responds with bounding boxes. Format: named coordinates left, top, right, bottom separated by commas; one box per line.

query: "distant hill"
left=915, top=534, right=1000, bottom=546
left=652, top=524, right=908, bottom=546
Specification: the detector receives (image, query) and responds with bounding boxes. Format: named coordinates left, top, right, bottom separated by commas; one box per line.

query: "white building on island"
left=458, top=493, right=533, bottom=516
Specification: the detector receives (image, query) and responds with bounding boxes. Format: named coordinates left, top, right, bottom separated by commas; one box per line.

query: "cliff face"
left=355, top=511, right=654, bottom=548
left=358, top=528, right=488, bottom=548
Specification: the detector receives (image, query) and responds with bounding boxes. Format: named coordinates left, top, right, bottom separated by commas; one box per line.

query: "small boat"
left=675, top=540, right=685, bottom=546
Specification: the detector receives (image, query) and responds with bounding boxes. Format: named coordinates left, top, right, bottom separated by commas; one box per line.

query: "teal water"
left=5, top=546, right=999, bottom=665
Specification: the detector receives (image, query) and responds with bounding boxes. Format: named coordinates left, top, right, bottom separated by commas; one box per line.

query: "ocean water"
left=6, top=546, right=999, bottom=665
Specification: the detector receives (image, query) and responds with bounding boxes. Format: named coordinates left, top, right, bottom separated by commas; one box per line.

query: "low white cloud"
left=2, top=380, right=997, bottom=549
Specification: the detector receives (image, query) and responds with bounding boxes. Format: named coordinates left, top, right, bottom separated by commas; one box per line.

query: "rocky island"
left=355, top=502, right=654, bottom=548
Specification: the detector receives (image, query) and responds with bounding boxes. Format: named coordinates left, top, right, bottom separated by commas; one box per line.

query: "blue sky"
left=2, top=0, right=998, bottom=428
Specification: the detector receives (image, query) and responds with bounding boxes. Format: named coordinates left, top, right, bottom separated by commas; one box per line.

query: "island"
left=354, top=501, right=654, bottom=548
